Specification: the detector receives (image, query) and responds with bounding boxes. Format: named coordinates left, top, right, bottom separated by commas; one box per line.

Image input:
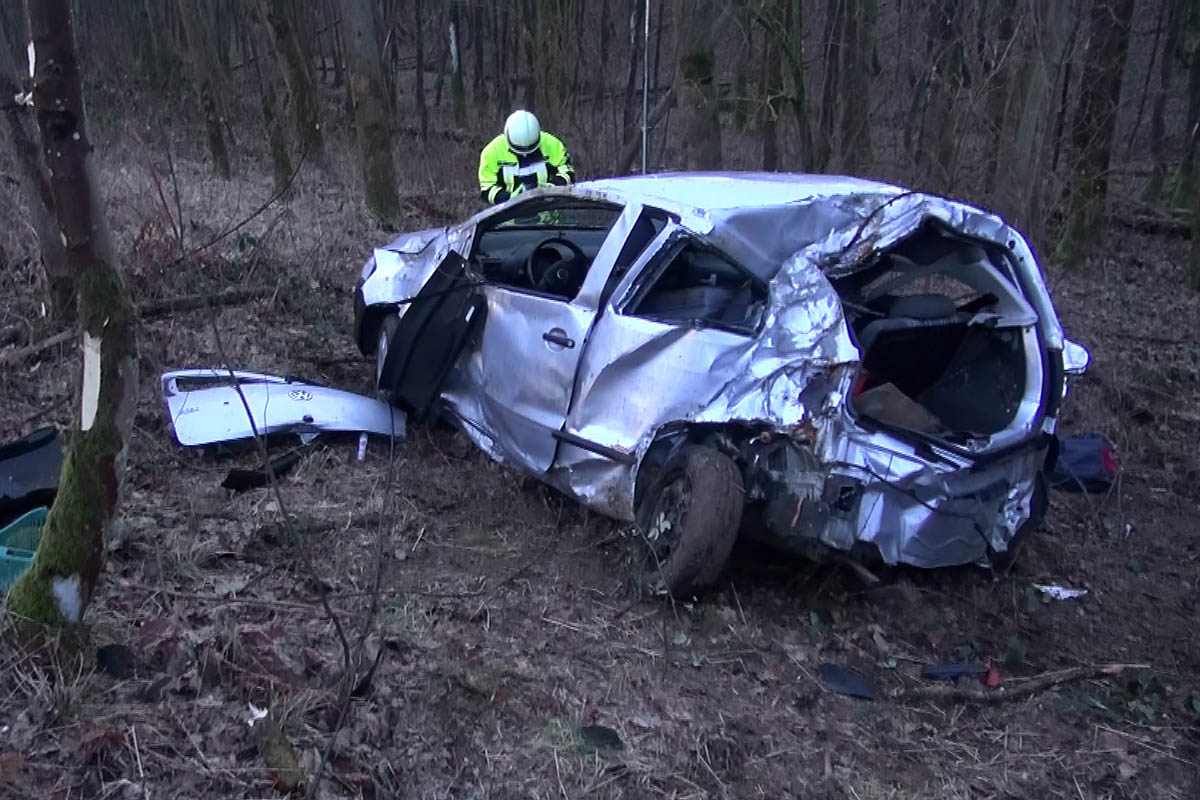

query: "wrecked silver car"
left=353, top=173, right=1089, bottom=594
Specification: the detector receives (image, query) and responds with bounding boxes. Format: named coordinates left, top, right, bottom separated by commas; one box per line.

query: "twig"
left=889, top=664, right=1149, bottom=704
left=0, top=329, right=74, bottom=367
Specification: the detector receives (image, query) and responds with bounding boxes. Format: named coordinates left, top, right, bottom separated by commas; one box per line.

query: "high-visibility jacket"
left=478, top=131, right=575, bottom=204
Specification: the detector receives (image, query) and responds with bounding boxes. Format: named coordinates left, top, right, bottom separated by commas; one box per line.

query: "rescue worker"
left=479, top=109, right=574, bottom=204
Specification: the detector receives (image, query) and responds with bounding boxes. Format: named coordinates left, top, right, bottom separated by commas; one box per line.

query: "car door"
left=559, top=225, right=770, bottom=479
left=472, top=197, right=636, bottom=474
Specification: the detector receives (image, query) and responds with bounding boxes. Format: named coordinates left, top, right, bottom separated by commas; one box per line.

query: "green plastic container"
left=0, top=506, right=47, bottom=590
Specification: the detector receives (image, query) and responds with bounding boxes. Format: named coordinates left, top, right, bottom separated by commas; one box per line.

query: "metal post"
left=641, top=0, right=650, bottom=174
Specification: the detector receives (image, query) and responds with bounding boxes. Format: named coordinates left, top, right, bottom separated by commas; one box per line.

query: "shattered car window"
left=626, top=239, right=768, bottom=334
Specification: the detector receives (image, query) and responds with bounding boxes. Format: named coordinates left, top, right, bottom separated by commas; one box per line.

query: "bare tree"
left=179, top=0, right=232, bottom=178
left=840, top=0, right=876, bottom=172
left=7, top=0, right=138, bottom=627
left=259, top=0, right=323, bottom=155
left=994, top=0, right=1075, bottom=236
left=342, top=0, right=400, bottom=222
left=676, top=0, right=722, bottom=170
left=916, top=0, right=965, bottom=189
left=1144, top=0, right=1184, bottom=204
left=245, top=4, right=292, bottom=192
left=1056, top=0, right=1136, bottom=268
left=0, top=8, right=72, bottom=320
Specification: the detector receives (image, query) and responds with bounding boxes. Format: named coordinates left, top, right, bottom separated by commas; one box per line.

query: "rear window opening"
left=834, top=223, right=1043, bottom=448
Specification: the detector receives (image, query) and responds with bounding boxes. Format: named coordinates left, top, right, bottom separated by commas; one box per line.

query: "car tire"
left=633, top=445, right=743, bottom=597
left=375, top=313, right=400, bottom=401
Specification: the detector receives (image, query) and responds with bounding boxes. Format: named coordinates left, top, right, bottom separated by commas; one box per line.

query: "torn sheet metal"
left=161, top=370, right=405, bottom=447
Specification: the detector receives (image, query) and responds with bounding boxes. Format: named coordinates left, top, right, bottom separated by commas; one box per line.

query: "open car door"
left=377, top=252, right=487, bottom=419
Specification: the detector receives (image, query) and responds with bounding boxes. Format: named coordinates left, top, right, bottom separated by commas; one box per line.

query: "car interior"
left=833, top=222, right=1039, bottom=439
left=625, top=237, right=769, bottom=334
left=469, top=200, right=623, bottom=300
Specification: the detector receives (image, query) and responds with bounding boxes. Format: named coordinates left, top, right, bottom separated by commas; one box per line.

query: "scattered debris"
left=220, top=450, right=303, bottom=492
left=96, top=643, right=135, bottom=680
left=1034, top=583, right=1089, bottom=601
left=819, top=663, right=876, bottom=700
left=578, top=724, right=624, bottom=754
left=161, top=369, right=405, bottom=448
left=1049, top=433, right=1119, bottom=494
left=890, top=664, right=1146, bottom=704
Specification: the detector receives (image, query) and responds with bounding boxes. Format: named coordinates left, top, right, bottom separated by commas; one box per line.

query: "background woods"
left=2, top=2, right=1199, bottom=799
left=0, top=0, right=1194, bottom=263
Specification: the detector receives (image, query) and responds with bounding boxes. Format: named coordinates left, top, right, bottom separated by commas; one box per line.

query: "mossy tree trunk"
left=676, top=0, right=722, bottom=170
left=342, top=0, right=400, bottom=223
left=260, top=0, right=323, bottom=155
left=1055, top=0, right=1136, bottom=268
left=179, top=0, right=232, bottom=179
left=7, top=0, right=138, bottom=628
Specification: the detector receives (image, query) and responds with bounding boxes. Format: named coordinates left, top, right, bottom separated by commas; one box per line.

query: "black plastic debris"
left=220, top=451, right=303, bottom=493
left=578, top=724, right=624, bottom=753
left=0, top=427, right=62, bottom=528
left=1048, top=433, right=1119, bottom=494
left=921, top=662, right=988, bottom=681
left=818, top=663, right=875, bottom=700
left=96, top=643, right=135, bottom=680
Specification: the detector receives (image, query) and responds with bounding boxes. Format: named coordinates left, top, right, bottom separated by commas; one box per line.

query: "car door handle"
left=542, top=329, right=575, bottom=349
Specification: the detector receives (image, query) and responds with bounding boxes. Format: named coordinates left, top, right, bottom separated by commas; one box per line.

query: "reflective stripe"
left=501, top=161, right=548, bottom=183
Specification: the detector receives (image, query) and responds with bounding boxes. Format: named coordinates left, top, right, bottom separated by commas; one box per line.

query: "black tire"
left=633, top=445, right=744, bottom=597
left=375, top=313, right=400, bottom=400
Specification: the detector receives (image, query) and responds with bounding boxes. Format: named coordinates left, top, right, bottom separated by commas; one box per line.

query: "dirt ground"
left=2, top=126, right=1199, bottom=799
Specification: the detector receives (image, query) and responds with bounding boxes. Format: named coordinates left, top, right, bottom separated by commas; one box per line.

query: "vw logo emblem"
left=289, top=389, right=313, bottom=401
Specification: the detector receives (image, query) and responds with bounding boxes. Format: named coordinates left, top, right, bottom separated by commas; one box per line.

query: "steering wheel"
left=524, top=237, right=587, bottom=295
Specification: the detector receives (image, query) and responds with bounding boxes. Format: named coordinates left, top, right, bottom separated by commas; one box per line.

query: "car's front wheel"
left=375, top=313, right=399, bottom=401
left=633, top=445, right=743, bottom=597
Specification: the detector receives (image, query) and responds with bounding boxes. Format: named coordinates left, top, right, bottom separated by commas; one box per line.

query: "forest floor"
left=1, top=122, right=1199, bottom=800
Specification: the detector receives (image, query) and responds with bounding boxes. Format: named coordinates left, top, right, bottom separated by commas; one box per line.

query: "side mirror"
left=1063, top=338, right=1090, bottom=376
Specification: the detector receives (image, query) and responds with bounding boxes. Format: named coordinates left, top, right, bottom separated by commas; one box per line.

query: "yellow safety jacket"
left=478, top=131, right=575, bottom=204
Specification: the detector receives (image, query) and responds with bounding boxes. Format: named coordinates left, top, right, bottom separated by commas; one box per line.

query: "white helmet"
left=504, top=109, right=541, bottom=154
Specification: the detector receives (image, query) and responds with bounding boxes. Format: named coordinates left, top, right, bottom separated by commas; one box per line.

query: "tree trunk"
left=341, top=0, right=400, bottom=223
left=1144, top=0, right=1183, bottom=204
left=1173, top=2, right=1200, bottom=210
left=762, top=4, right=782, bottom=170
left=7, top=0, right=138, bottom=628
left=675, top=0, right=722, bottom=170
left=259, top=0, right=323, bottom=155
left=415, top=0, right=428, bottom=139
left=816, top=0, right=845, bottom=171
left=1055, top=0, right=1136, bottom=268
left=246, top=5, right=292, bottom=192
left=993, top=0, right=1074, bottom=236
left=839, top=0, right=875, bottom=172
left=918, top=0, right=964, bottom=189
left=621, top=0, right=643, bottom=139
left=179, top=0, right=232, bottom=179
left=983, top=2, right=1017, bottom=193
left=449, top=0, right=466, bottom=127
left=0, top=12, right=73, bottom=320
left=786, top=0, right=813, bottom=169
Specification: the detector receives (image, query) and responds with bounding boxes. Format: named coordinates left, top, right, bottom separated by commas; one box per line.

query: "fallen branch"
left=137, top=285, right=276, bottom=319
left=889, top=663, right=1148, bottom=704
left=0, top=286, right=275, bottom=367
